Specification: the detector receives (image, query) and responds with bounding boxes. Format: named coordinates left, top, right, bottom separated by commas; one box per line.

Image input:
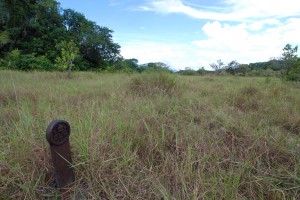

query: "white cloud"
left=224, top=0, right=300, bottom=19
left=140, top=0, right=234, bottom=21
left=117, top=0, right=300, bottom=70
left=120, top=41, right=199, bottom=69
left=247, top=19, right=281, bottom=31
left=194, top=18, right=300, bottom=63
left=194, top=18, right=300, bottom=66
left=140, top=0, right=300, bottom=21
left=120, top=18, right=300, bottom=70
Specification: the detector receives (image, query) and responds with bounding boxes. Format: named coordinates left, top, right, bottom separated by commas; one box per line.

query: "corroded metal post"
left=46, top=120, right=75, bottom=191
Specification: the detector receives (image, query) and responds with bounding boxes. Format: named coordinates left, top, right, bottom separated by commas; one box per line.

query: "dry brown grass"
left=0, top=71, right=300, bottom=199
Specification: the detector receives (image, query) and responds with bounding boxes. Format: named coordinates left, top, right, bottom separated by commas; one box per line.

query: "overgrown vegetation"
left=1, top=71, right=299, bottom=199
left=0, top=0, right=120, bottom=71
left=130, top=73, right=179, bottom=96
left=179, top=44, right=299, bottom=81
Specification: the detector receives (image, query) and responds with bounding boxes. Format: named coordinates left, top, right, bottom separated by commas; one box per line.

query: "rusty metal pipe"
left=46, top=120, right=75, bottom=192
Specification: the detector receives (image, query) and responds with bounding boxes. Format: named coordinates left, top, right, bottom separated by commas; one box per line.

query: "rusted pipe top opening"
left=46, top=120, right=70, bottom=146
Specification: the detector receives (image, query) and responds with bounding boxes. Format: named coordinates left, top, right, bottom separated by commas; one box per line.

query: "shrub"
left=240, top=86, right=259, bottom=96
left=286, top=66, right=300, bottom=81
left=230, top=86, right=261, bottom=112
left=130, top=73, right=178, bottom=96
left=17, top=54, right=53, bottom=71
left=2, top=51, right=53, bottom=71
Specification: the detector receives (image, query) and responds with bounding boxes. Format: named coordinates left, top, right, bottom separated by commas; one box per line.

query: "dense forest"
left=0, top=0, right=122, bottom=71
left=0, top=0, right=299, bottom=80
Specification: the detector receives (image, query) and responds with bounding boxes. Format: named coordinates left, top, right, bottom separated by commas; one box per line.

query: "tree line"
left=0, top=0, right=121, bottom=71
left=179, top=44, right=300, bottom=81
left=0, top=0, right=299, bottom=80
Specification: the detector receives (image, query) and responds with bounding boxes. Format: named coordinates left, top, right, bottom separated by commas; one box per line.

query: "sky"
left=57, top=0, right=300, bottom=70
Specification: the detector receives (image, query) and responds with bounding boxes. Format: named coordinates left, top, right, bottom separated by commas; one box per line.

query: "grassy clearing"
left=0, top=70, right=300, bottom=199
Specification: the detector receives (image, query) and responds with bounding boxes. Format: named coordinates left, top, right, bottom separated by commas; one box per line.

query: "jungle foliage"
left=0, top=0, right=121, bottom=71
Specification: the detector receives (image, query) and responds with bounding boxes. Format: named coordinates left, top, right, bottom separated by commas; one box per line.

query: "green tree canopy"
left=0, top=0, right=121, bottom=71
left=62, top=9, right=120, bottom=70
left=55, top=40, right=79, bottom=73
left=281, top=44, right=300, bottom=81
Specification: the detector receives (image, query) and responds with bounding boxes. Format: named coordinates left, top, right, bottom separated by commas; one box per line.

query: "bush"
left=179, top=69, right=197, bottom=76
left=247, top=68, right=280, bottom=77
left=130, top=73, right=178, bottom=96
left=2, top=51, right=54, bottom=71
left=17, top=54, right=53, bottom=71
left=286, top=66, right=300, bottom=81
left=0, top=59, right=5, bottom=69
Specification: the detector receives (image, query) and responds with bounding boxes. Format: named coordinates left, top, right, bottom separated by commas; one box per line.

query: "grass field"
left=0, top=70, right=300, bottom=199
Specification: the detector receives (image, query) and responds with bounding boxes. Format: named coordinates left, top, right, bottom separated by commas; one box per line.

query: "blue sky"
left=57, top=0, right=300, bottom=70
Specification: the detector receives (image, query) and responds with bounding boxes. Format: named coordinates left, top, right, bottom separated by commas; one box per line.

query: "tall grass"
left=0, top=71, right=300, bottom=199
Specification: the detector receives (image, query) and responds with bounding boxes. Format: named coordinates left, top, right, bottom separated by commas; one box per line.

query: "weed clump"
left=130, top=73, right=179, bottom=96
left=229, top=86, right=261, bottom=112
left=271, top=85, right=289, bottom=96
left=240, top=86, right=259, bottom=96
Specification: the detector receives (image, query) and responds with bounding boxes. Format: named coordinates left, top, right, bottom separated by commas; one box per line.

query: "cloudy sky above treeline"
left=58, top=0, right=300, bottom=70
